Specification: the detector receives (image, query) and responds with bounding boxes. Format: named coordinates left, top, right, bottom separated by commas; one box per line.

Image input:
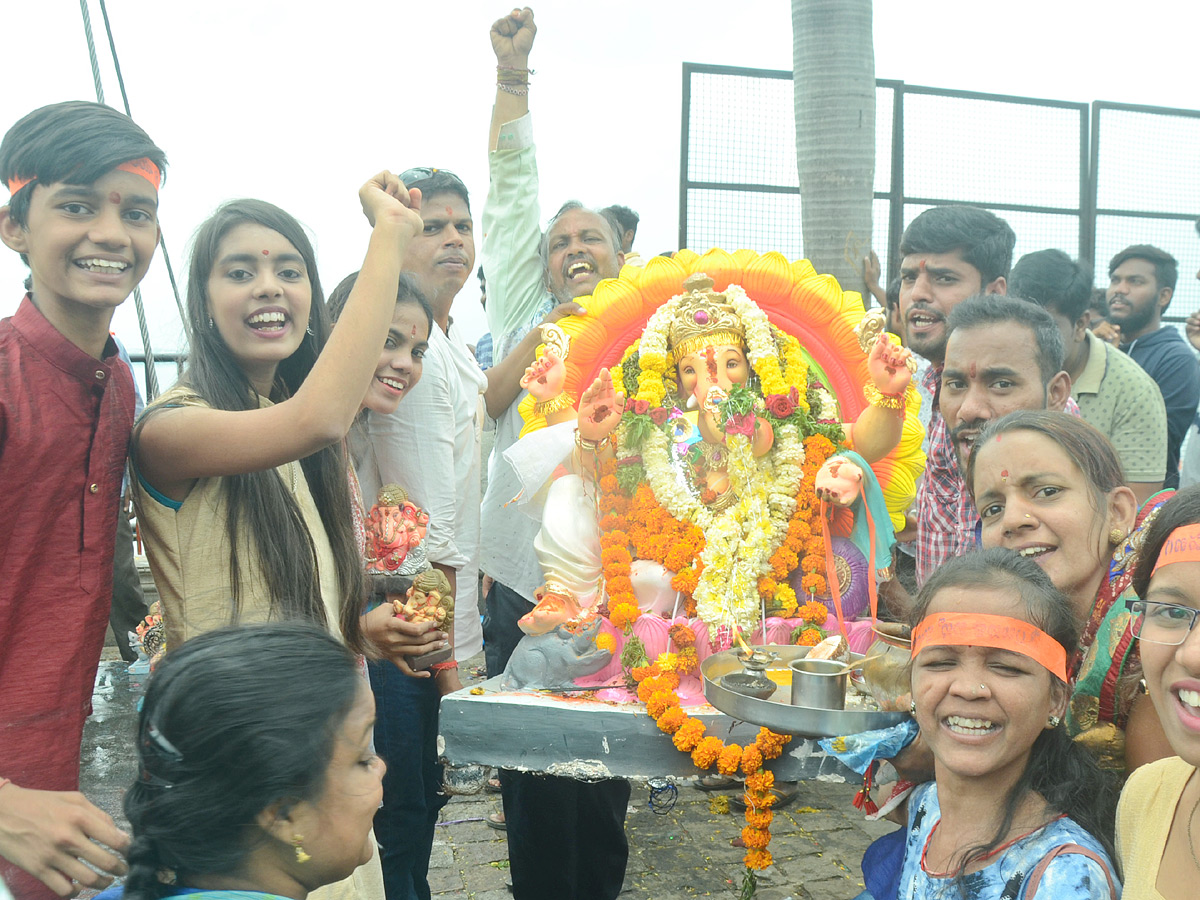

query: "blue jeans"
left=368, top=659, right=448, bottom=900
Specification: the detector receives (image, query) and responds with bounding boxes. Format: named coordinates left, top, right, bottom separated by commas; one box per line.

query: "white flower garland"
left=628, top=284, right=806, bottom=631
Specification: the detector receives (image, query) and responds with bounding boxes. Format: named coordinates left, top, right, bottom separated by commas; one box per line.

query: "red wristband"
left=430, top=660, right=458, bottom=673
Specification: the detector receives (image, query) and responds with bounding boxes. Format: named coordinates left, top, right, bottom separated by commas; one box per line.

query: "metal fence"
left=680, top=63, right=1200, bottom=320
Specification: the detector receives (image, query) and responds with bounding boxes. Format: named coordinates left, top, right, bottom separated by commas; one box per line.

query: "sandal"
left=694, top=774, right=739, bottom=792
left=486, top=811, right=507, bottom=831
left=730, top=783, right=798, bottom=811
left=485, top=777, right=502, bottom=794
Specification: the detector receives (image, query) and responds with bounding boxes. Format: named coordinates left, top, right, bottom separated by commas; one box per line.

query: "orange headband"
left=911, top=612, right=1068, bottom=682
left=1151, top=523, right=1200, bottom=576
left=6, top=157, right=161, bottom=195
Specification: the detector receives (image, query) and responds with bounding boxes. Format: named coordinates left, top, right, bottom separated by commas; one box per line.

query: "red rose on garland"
left=763, top=394, right=792, bottom=418
left=724, top=412, right=756, bottom=436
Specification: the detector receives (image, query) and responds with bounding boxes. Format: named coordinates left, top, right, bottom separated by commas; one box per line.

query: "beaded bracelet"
left=498, top=83, right=529, bottom=96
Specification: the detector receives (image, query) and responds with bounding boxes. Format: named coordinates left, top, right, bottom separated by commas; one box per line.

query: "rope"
left=77, top=0, right=105, bottom=103
left=78, top=0, right=190, bottom=399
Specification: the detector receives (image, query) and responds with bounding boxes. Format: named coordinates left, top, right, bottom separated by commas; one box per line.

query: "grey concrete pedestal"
left=440, top=677, right=855, bottom=782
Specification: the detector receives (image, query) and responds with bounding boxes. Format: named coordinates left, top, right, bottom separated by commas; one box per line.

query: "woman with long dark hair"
left=132, top=176, right=420, bottom=656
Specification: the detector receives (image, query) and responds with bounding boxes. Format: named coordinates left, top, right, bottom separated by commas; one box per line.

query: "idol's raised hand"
left=521, top=350, right=566, bottom=402
left=814, top=455, right=864, bottom=507
left=866, top=332, right=913, bottom=398
left=578, top=368, right=625, bottom=443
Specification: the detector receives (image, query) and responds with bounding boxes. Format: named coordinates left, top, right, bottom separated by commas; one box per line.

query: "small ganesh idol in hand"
left=366, top=483, right=430, bottom=574
left=392, top=568, right=455, bottom=626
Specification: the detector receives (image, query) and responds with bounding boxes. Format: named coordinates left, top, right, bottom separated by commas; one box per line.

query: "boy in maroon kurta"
left=0, top=101, right=166, bottom=899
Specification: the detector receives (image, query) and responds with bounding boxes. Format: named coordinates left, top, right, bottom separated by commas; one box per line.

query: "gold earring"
left=1109, top=527, right=1126, bottom=545
left=292, top=835, right=311, bottom=864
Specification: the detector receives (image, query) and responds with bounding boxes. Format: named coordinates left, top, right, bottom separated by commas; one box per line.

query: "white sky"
left=2, top=0, right=1197, bottom=361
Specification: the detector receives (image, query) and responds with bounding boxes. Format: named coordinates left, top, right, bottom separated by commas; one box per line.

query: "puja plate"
left=701, top=645, right=909, bottom=737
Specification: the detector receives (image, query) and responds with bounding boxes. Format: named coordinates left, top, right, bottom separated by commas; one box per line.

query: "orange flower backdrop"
left=520, top=248, right=925, bottom=531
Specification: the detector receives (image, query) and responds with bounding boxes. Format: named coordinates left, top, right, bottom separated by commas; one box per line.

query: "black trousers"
left=483, top=580, right=631, bottom=900
left=110, top=506, right=149, bottom=661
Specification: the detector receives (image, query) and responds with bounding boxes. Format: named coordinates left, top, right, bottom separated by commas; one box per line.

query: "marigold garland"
left=717, top=743, right=743, bottom=776
left=625, top=653, right=792, bottom=887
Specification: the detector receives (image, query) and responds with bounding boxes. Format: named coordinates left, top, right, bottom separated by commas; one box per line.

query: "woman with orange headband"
left=889, top=548, right=1118, bottom=900
left=968, top=410, right=1174, bottom=773
left=1118, top=485, right=1200, bottom=897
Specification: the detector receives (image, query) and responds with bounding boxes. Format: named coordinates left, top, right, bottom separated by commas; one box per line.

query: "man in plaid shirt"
left=936, top=294, right=1075, bottom=541
left=896, top=206, right=1016, bottom=585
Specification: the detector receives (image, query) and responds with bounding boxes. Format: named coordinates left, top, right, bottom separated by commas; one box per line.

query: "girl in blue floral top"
left=894, top=549, right=1119, bottom=899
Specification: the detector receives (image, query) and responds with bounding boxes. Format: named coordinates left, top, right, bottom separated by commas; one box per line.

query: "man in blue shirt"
left=1106, top=244, right=1199, bottom=489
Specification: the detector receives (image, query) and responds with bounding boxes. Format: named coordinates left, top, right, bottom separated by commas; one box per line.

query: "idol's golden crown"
left=377, top=483, right=409, bottom=506
left=667, top=273, right=745, bottom=364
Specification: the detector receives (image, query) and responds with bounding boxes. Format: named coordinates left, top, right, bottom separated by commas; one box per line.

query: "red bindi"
left=1001, top=469, right=1009, bottom=478
left=444, top=206, right=453, bottom=216
left=968, top=364, right=977, bottom=378
left=918, top=259, right=927, bottom=272
left=261, top=249, right=270, bottom=256
left=411, top=325, right=417, bottom=338
left=109, top=191, right=121, bottom=204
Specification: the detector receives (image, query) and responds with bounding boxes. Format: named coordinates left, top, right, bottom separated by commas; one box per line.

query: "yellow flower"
left=797, top=600, right=828, bottom=626
left=673, top=719, right=706, bottom=751
left=717, top=744, right=743, bottom=776
left=594, top=632, right=617, bottom=653
left=754, top=728, right=791, bottom=760
left=740, top=745, right=764, bottom=775
left=745, top=848, right=773, bottom=870
left=691, top=735, right=725, bottom=769
left=657, top=706, right=688, bottom=735
left=745, top=770, right=775, bottom=793
left=744, top=808, right=773, bottom=829
left=657, top=652, right=680, bottom=672
left=646, top=690, right=680, bottom=719
left=740, top=826, right=771, bottom=850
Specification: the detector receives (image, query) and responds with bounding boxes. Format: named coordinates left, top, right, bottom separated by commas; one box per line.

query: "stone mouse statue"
left=500, top=617, right=612, bottom=691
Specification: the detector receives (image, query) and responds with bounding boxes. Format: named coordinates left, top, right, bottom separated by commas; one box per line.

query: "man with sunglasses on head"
left=350, top=164, right=485, bottom=900
left=477, top=8, right=631, bottom=900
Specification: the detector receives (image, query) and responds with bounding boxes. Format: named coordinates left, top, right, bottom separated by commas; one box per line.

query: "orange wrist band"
left=1150, top=523, right=1200, bottom=576
left=911, top=612, right=1068, bottom=682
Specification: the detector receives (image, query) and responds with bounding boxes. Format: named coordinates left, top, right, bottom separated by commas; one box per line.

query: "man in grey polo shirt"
left=1011, top=249, right=1166, bottom=503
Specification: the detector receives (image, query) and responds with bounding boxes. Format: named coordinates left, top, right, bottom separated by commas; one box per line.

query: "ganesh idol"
left=503, top=251, right=925, bottom=656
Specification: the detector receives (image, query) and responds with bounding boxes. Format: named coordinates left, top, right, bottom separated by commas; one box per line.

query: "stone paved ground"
left=436, top=777, right=890, bottom=900
left=82, top=651, right=891, bottom=900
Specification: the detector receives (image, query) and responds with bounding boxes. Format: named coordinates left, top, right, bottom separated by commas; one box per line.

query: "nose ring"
left=978, top=683, right=987, bottom=694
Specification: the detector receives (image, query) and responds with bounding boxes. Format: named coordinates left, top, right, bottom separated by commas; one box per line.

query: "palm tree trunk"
left=792, top=0, right=875, bottom=299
